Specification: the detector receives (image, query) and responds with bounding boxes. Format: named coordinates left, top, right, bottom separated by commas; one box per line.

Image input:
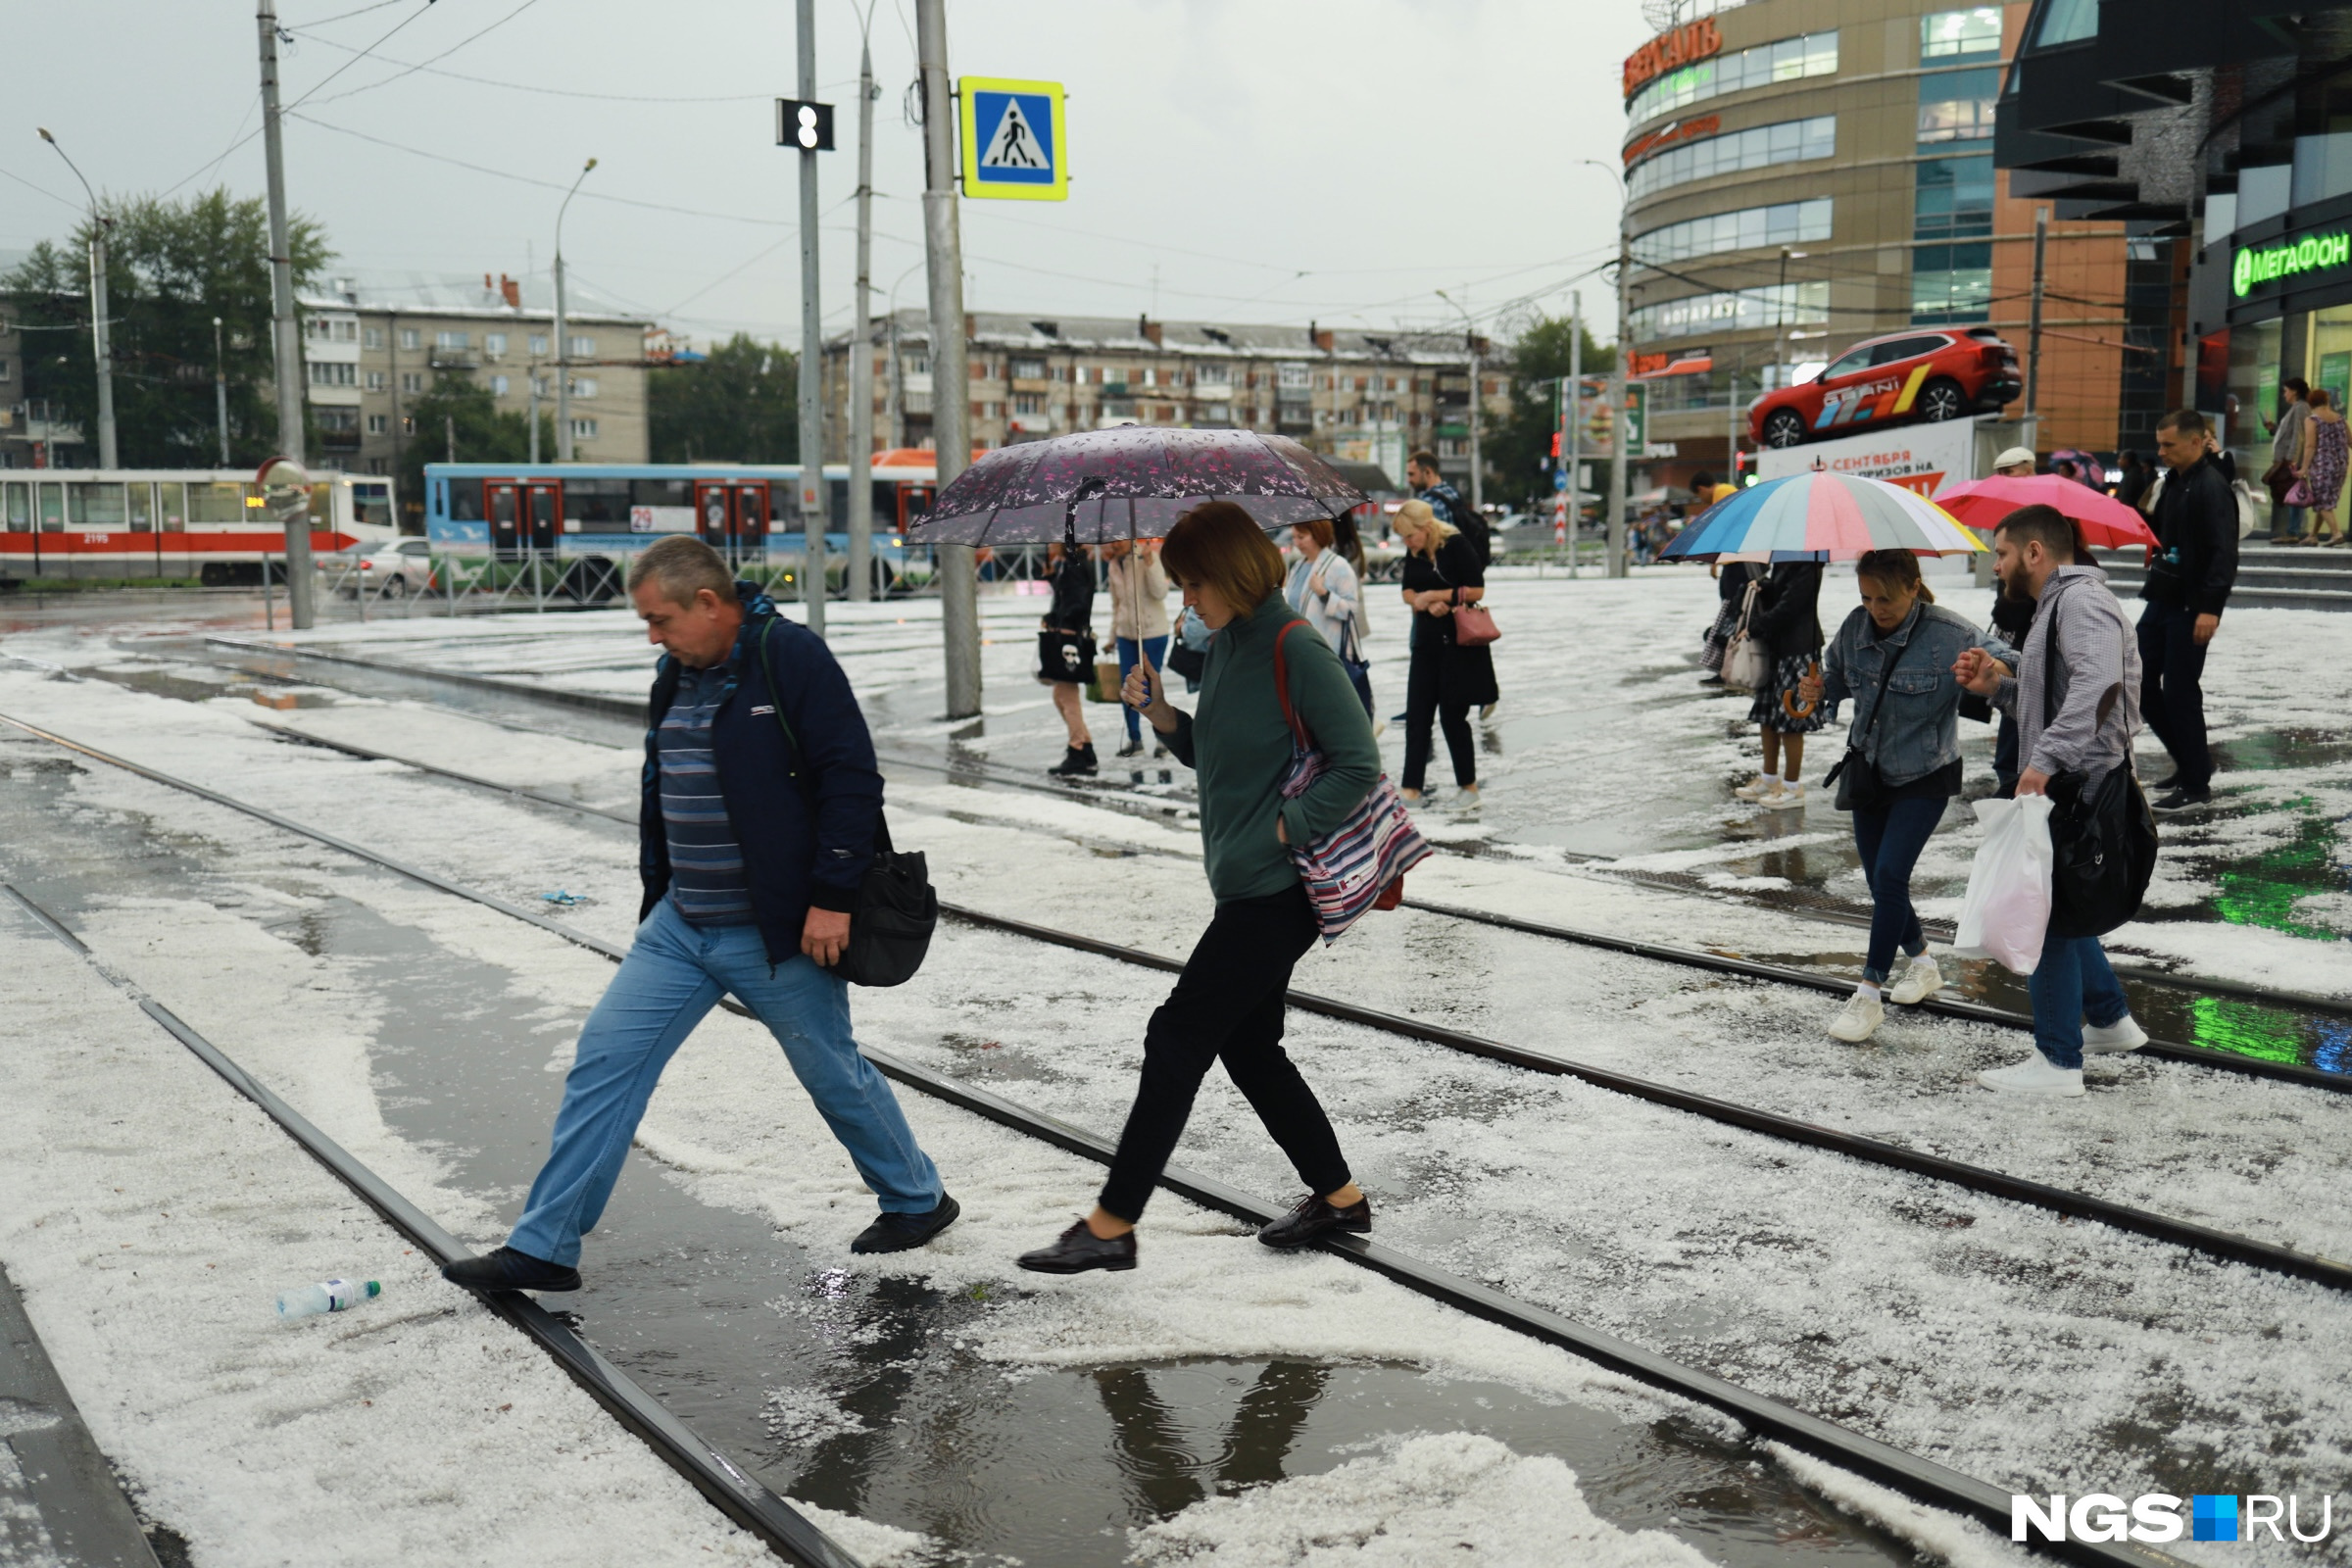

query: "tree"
left=1, top=189, right=330, bottom=466
left=394, top=372, right=551, bottom=507
left=1485, top=315, right=1611, bottom=514
left=648, top=334, right=798, bottom=463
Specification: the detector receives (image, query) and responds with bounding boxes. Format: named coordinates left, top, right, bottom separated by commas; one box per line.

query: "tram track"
left=9, top=704, right=2352, bottom=1281
left=194, top=633, right=2352, bottom=1030
left=0, top=716, right=2180, bottom=1568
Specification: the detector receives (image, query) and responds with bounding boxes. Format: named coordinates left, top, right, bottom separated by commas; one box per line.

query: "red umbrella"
left=1935, top=475, right=2158, bottom=550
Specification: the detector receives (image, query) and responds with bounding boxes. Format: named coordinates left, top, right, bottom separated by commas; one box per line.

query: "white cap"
left=1992, top=447, right=2037, bottom=471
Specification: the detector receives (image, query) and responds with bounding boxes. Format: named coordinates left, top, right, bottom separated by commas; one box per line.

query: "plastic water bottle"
left=276, top=1279, right=380, bottom=1319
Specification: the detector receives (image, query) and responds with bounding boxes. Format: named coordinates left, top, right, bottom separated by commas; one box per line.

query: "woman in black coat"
left=1396, top=498, right=1494, bottom=804
left=1735, top=560, right=1825, bottom=807
left=1040, top=542, right=1098, bottom=776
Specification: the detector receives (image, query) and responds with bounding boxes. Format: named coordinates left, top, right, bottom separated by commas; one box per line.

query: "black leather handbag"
left=2039, top=621, right=2158, bottom=940
left=759, top=623, right=937, bottom=986
left=1822, top=626, right=1910, bottom=812
left=1036, top=628, right=1096, bottom=683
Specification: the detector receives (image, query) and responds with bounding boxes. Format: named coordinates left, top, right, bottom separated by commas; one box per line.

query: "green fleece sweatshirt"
left=1163, top=592, right=1384, bottom=903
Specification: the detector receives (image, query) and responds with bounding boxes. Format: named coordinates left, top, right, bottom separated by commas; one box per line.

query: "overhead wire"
left=293, top=0, right=543, bottom=110
left=282, top=24, right=806, bottom=103
left=0, top=164, right=84, bottom=216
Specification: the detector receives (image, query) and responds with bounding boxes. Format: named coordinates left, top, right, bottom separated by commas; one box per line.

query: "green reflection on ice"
left=2210, top=801, right=2345, bottom=944
left=2189, top=996, right=2308, bottom=1065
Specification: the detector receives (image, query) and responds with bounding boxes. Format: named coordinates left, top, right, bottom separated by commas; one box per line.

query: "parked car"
left=1747, top=327, right=2022, bottom=449
left=333, top=536, right=438, bottom=597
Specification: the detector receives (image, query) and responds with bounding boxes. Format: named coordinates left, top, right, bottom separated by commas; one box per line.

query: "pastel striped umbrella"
left=1664, top=471, right=1987, bottom=562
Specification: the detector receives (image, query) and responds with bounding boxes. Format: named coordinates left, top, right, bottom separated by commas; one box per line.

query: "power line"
left=291, top=0, right=408, bottom=25
left=0, top=164, right=83, bottom=216
left=277, top=0, right=446, bottom=115
left=294, top=0, right=544, bottom=111
left=283, top=24, right=789, bottom=103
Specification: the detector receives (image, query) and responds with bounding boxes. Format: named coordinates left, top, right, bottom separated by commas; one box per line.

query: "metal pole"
left=847, top=20, right=878, bottom=604
left=528, top=366, right=540, bottom=464
left=1566, top=292, right=1581, bottom=577
left=2025, top=204, right=2048, bottom=453
left=795, top=0, right=828, bottom=636
left=1466, top=335, right=1483, bottom=514
left=38, top=131, right=119, bottom=470
left=555, top=159, right=595, bottom=464
left=256, top=0, right=314, bottom=626
left=918, top=0, right=980, bottom=718
left=1607, top=231, right=1630, bottom=579
left=214, top=317, right=231, bottom=463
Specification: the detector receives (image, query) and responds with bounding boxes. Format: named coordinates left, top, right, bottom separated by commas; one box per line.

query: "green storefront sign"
left=2233, top=230, right=2352, bottom=297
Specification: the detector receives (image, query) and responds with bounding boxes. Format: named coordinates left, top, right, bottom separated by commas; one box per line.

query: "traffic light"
left=775, top=99, right=836, bottom=151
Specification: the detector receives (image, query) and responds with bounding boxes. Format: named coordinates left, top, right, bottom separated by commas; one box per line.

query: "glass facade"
left=2034, top=0, right=2097, bottom=47
left=1629, top=116, right=1836, bottom=200
left=1912, top=152, right=1995, bottom=325
left=1918, top=66, right=2002, bottom=143
left=1922, top=8, right=2003, bottom=60
left=1630, top=280, right=1829, bottom=341
left=1627, top=30, right=1838, bottom=124
left=1632, top=199, right=1833, bottom=266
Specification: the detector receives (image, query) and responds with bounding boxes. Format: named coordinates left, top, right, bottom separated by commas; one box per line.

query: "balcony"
left=428, top=350, right=479, bottom=370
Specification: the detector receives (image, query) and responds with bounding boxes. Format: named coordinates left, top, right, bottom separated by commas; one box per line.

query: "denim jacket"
left=1820, top=600, right=2016, bottom=786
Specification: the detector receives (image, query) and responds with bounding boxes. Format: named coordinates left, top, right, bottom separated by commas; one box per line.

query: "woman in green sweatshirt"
left=1019, top=502, right=1385, bottom=1275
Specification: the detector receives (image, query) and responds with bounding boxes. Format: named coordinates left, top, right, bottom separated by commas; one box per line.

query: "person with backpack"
left=440, top=536, right=956, bottom=1295
left=1955, top=505, right=2149, bottom=1099
left=1407, top=450, right=1486, bottom=567
left=1017, top=503, right=1379, bottom=1274
left=2138, top=408, right=2239, bottom=811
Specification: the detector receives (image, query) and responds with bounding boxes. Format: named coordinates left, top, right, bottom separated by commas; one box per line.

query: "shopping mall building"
left=1998, top=0, right=2352, bottom=478
left=1621, top=0, right=2148, bottom=483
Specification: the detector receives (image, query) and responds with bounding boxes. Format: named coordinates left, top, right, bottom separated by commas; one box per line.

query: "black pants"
left=1401, top=638, right=1475, bottom=791
left=1098, top=884, right=1351, bottom=1222
left=2136, top=601, right=2213, bottom=788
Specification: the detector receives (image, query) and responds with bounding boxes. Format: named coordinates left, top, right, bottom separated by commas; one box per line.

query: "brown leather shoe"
left=1257, top=1194, right=1372, bottom=1250
left=1017, top=1218, right=1137, bottom=1274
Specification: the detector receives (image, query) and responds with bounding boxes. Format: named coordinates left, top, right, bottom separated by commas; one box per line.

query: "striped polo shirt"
left=659, top=662, right=755, bottom=926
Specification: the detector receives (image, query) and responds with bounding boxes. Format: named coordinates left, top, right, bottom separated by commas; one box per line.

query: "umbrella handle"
left=1782, top=660, right=1822, bottom=721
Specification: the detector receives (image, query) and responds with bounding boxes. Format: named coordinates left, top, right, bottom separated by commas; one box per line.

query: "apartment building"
left=821, top=310, right=1510, bottom=491
left=297, top=274, right=655, bottom=479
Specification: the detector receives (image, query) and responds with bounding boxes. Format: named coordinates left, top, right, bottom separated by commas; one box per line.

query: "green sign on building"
left=2233, top=230, right=2352, bottom=298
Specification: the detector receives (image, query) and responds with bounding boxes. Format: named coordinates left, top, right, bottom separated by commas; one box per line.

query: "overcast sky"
left=4, top=0, right=1652, bottom=350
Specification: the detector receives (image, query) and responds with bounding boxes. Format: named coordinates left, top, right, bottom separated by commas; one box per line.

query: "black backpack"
left=759, top=621, right=938, bottom=986
left=2039, top=617, right=2159, bottom=940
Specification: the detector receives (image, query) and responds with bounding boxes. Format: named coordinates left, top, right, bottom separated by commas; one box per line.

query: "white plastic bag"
left=1952, top=794, right=2055, bottom=976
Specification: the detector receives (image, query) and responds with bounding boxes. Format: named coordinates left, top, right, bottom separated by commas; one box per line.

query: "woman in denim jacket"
left=1802, top=550, right=2017, bottom=1044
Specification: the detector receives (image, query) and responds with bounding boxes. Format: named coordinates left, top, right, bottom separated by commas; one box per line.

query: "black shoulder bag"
left=2038, top=618, right=2160, bottom=940
left=1820, top=625, right=1910, bottom=812
left=759, top=622, right=937, bottom=986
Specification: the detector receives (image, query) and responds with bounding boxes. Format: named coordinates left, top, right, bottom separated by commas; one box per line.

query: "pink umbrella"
left=1935, top=474, right=2158, bottom=550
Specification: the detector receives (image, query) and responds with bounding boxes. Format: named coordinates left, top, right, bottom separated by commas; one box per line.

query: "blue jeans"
left=1851, top=793, right=1946, bottom=982
left=1116, top=635, right=1169, bottom=741
left=2026, top=934, right=2130, bottom=1070
left=509, top=899, right=943, bottom=1266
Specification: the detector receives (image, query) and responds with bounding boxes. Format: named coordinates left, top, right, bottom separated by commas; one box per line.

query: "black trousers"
left=1098, top=884, right=1352, bottom=1222
left=2136, top=601, right=2213, bottom=788
left=1401, top=638, right=1475, bottom=791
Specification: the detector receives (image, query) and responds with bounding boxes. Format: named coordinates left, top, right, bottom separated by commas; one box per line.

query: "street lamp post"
left=214, top=317, right=231, bottom=463
left=554, top=158, right=597, bottom=462
left=846, top=2, right=881, bottom=604
left=38, top=129, right=117, bottom=470
left=1435, top=289, right=1484, bottom=513
left=1577, top=160, right=1632, bottom=578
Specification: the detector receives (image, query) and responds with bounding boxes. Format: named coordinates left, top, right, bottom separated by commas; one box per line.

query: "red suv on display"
left=1747, top=327, right=2023, bottom=449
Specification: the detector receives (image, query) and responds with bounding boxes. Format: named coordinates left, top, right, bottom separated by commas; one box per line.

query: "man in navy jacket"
left=445, top=536, right=956, bottom=1294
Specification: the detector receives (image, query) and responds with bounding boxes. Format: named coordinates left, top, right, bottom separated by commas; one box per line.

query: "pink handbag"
left=1449, top=592, right=1500, bottom=647
left=2286, top=477, right=2314, bottom=507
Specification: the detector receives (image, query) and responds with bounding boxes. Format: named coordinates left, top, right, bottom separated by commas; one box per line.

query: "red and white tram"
left=0, top=469, right=396, bottom=584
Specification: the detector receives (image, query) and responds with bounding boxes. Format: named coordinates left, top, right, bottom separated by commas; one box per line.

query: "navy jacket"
left=2142, top=454, right=2238, bottom=617
left=638, top=583, right=884, bottom=966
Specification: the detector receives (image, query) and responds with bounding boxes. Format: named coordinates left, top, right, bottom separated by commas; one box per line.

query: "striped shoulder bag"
left=1272, top=621, right=1433, bottom=944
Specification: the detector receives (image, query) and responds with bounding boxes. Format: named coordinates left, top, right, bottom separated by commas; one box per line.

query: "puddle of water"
left=0, top=746, right=1924, bottom=1566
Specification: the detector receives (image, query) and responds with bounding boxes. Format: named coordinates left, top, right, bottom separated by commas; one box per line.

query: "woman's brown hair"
left=1291, top=515, right=1335, bottom=551
left=1854, top=548, right=1935, bottom=605
left=1160, top=502, right=1286, bottom=613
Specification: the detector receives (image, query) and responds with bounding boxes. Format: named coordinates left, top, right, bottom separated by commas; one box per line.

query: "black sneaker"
left=851, top=1193, right=960, bottom=1254
left=1048, top=743, right=1099, bottom=777
left=1698, top=674, right=1725, bottom=686
left=1115, top=737, right=1144, bottom=759
left=2151, top=771, right=2182, bottom=791
left=2152, top=785, right=2212, bottom=812
left=1257, top=1193, right=1372, bottom=1250
left=441, top=1246, right=582, bottom=1294
left=1017, top=1218, right=1138, bottom=1274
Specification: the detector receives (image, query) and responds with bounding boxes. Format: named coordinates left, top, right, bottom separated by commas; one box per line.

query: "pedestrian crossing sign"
left=959, top=76, right=1066, bottom=201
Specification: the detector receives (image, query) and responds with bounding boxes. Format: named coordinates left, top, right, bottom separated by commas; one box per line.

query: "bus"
left=0, top=468, right=396, bottom=584
left=420, top=456, right=945, bottom=597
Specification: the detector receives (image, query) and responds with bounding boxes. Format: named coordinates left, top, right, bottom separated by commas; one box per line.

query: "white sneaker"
left=1827, top=993, right=1885, bottom=1043
left=1977, top=1050, right=2086, bottom=1098
left=1887, top=954, right=1943, bottom=1006
left=2082, top=1016, right=2148, bottom=1054
left=1733, top=774, right=1780, bottom=802
left=1759, top=782, right=1805, bottom=809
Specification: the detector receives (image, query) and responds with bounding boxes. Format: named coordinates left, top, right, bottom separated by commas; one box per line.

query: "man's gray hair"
left=626, top=534, right=735, bottom=606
